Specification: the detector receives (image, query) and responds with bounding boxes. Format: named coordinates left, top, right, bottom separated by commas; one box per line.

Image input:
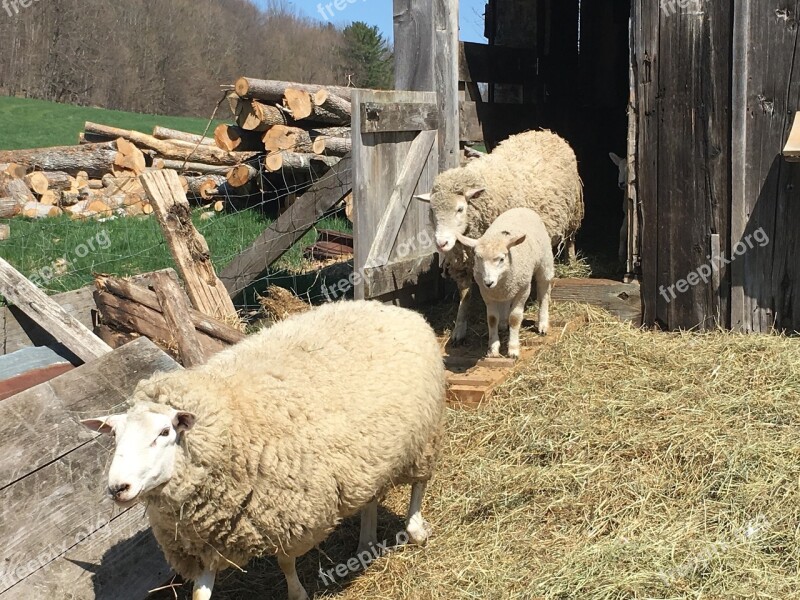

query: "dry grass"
left=150, top=304, right=800, bottom=600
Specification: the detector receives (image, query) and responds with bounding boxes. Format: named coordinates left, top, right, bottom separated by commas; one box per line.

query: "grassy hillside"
left=0, top=96, right=217, bottom=150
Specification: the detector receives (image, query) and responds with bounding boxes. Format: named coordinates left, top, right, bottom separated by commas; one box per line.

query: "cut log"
left=0, top=142, right=119, bottom=178
left=22, top=202, right=62, bottom=219
left=37, top=171, right=74, bottom=191
left=316, top=133, right=352, bottom=158
left=140, top=170, right=240, bottom=322
left=213, top=124, right=264, bottom=152
left=0, top=223, right=8, bottom=240
left=236, top=99, right=291, bottom=132
left=113, top=137, right=147, bottom=176
left=226, top=164, right=260, bottom=188
left=264, top=152, right=340, bottom=173
left=23, top=172, right=50, bottom=195
left=152, top=126, right=214, bottom=146
left=285, top=87, right=352, bottom=126
left=40, top=189, right=61, bottom=205
left=235, top=77, right=355, bottom=103
left=84, top=122, right=259, bottom=166
left=0, top=174, right=37, bottom=205
left=0, top=197, right=20, bottom=218
left=262, top=125, right=347, bottom=155
left=2, top=163, right=27, bottom=179
left=153, top=159, right=230, bottom=176
left=184, top=175, right=227, bottom=200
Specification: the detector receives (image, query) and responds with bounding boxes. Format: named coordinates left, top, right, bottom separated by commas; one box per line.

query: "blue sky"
left=275, top=1, right=487, bottom=43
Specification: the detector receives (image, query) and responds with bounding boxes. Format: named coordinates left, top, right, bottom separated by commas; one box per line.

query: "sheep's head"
left=416, top=171, right=486, bottom=252
left=81, top=403, right=195, bottom=507
left=458, top=230, right=526, bottom=290
left=609, top=152, right=626, bottom=190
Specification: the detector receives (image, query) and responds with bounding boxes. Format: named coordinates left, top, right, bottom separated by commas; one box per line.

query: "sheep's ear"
left=414, top=193, right=432, bottom=203
left=81, top=415, right=124, bottom=436
left=506, top=233, right=527, bottom=249
left=609, top=152, right=623, bottom=167
left=465, top=188, right=486, bottom=203
left=172, top=411, right=196, bottom=434
left=457, top=233, right=479, bottom=248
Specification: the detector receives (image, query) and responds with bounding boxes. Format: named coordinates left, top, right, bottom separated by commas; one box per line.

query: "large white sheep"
left=82, top=300, right=446, bottom=600
left=417, top=130, right=583, bottom=343
left=458, top=207, right=554, bottom=358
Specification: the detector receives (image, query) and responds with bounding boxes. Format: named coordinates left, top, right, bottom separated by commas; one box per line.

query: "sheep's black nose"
left=108, top=483, right=130, bottom=499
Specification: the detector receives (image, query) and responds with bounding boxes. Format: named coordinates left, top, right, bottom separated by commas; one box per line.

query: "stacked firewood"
left=0, top=77, right=353, bottom=223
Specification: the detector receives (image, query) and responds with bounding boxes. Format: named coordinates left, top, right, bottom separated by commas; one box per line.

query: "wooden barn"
left=382, top=0, right=800, bottom=333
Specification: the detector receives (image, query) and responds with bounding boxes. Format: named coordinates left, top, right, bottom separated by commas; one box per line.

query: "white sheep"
left=609, top=151, right=628, bottom=263
left=457, top=207, right=554, bottom=358
left=81, top=300, right=446, bottom=600
left=417, top=130, right=583, bottom=344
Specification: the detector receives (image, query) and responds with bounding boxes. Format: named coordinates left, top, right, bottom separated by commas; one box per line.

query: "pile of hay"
left=151, top=305, right=800, bottom=600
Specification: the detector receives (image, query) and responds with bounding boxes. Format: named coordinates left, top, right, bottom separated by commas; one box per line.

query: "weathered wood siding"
left=633, top=0, right=733, bottom=330
left=731, top=1, right=800, bottom=333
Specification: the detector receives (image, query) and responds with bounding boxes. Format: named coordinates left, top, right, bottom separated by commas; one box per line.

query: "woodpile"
left=0, top=78, right=353, bottom=223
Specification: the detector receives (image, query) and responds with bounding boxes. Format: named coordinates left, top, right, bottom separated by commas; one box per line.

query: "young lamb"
left=609, top=151, right=628, bottom=263
left=82, top=300, right=445, bottom=600
left=417, top=129, right=582, bottom=344
left=457, top=207, right=554, bottom=359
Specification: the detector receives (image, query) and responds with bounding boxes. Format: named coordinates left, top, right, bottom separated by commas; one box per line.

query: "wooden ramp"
left=0, top=338, right=179, bottom=600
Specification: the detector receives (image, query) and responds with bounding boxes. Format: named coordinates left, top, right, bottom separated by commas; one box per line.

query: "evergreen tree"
left=340, top=22, right=394, bottom=89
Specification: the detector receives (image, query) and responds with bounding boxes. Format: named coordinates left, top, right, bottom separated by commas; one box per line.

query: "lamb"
left=609, top=151, right=629, bottom=263
left=81, top=300, right=446, bottom=600
left=457, top=207, right=554, bottom=359
left=417, top=129, right=583, bottom=343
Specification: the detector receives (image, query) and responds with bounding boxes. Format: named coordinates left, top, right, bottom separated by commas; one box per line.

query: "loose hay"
left=150, top=305, right=800, bottom=600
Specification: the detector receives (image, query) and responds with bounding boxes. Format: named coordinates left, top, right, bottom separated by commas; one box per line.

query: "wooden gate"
left=353, top=90, right=441, bottom=303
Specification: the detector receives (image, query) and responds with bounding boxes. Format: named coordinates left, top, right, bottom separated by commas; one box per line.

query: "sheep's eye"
left=497, top=256, right=505, bottom=264
left=159, top=427, right=170, bottom=437
left=457, top=206, right=465, bottom=214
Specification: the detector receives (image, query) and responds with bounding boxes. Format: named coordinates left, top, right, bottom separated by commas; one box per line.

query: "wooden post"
left=434, top=0, right=460, bottom=171
left=139, top=170, right=239, bottom=323
left=0, top=257, right=111, bottom=363
left=151, top=272, right=207, bottom=367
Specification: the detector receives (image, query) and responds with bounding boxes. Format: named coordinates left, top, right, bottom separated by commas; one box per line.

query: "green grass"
left=0, top=96, right=218, bottom=150
left=0, top=211, right=351, bottom=295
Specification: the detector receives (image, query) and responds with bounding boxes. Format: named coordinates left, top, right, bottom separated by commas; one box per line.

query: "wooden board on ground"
left=0, top=338, right=178, bottom=599
left=552, top=278, right=642, bottom=325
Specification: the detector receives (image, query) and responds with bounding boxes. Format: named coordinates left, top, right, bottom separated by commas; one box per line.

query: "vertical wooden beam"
left=0, top=257, right=111, bottom=363
left=140, top=170, right=239, bottom=323
left=394, top=0, right=435, bottom=91
left=151, top=272, right=207, bottom=367
left=434, top=0, right=460, bottom=171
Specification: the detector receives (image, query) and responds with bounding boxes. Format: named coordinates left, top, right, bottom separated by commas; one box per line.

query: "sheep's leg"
left=277, top=554, right=309, bottom=600
left=358, top=499, right=378, bottom=553
left=486, top=301, right=502, bottom=358
left=499, top=301, right=510, bottom=331
left=192, top=570, right=215, bottom=600
left=507, top=286, right=530, bottom=359
left=406, top=481, right=432, bottom=546
left=451, top=281, right=471, bottom=344
left=567, top=236, right=577, bottom=263
left=619, top=215, right=628, bottom=264
left=536, top=269, right=554, bottom=336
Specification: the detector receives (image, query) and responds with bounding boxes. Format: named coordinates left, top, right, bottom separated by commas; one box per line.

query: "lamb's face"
left=82, top=406, right=195, bottom=507
left=417, top=187, right=486, bottom=252
left=459, top=232, right=527, bottom=290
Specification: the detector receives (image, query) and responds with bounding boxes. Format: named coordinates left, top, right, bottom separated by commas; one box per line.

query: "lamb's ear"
left=172, top=411, right=196, bottom=434
left=414, top=193, right=432, bottom=203
left=506, top=233, right=527, bottom=249
left=456, top=233, right=479, bottom=248
left=81, top=415, right=124, bottom=436
left=609, top=152, right=623, bottom=167
left=465, top=188, right=486, bottom=203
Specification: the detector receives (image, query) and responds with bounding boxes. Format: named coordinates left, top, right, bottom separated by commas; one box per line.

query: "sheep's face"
left=82, top=407, right=195, bottom=507
left=416, top=188, right=485, bottom=252
left=458, top=231, right=527, bottom=290
left=609, top=152, right=626, bottom=190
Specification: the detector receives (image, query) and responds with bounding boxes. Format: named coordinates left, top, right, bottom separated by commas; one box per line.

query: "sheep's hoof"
left=508, top=347, right=520, bottom=360
left=450, top=324, right=468, bottom=345
left=487, top=349, right=502, bottom=359
left=538, top=324, right=549, bottom=336
left=406, top=515, right=432, bottom=546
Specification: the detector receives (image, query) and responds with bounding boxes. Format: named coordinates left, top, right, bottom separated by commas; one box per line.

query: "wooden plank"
left=360, top=102, right=438, bottom=134
left=218, top=157, right=352, bottom=296
left=152, top=272, right=206, bottom=367
left=0, top=346, right=70, bottom=380
left=0, top=258, right=110, bottom=363
left=551, top=278, right=642, bottom=326
left=140, top=170, right=238, bottom=322
left=459, top=41, right=538, bottom=85
left=2, top=286, right=96, bottom=356
left=364, top=129, right=437, bottom=269
left=435, top=0, right=460, bottom=171
left=0, top=364, right=74, bottom=402
left=0, top=338, right=179, bottom=491
left=782, top=112, right=800, bottom=161
left=394, top=0, right=435, bottom=92
left=363, top=254, right=439, bottom=301
left=2, top=506, right=171, bottom=600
